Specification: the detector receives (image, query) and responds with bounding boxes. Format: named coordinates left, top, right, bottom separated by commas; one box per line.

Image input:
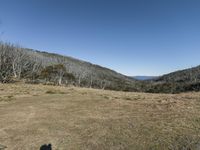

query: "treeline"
left=0, top=42, right=139, bottom=91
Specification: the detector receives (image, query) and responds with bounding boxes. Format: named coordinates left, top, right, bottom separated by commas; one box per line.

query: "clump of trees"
left=0, top=42, right=76, bottom=86
left=0, top=42, right=42, bottom=83
left=40, top=64, right=75, bottom=85
left=0, top=43, right=14, bottom=83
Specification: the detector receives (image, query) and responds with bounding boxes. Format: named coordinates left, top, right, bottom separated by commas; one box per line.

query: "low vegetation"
left=0, top=83, right=200, bottom=149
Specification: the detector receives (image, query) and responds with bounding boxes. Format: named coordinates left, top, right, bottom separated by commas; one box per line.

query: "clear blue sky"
left=0, top=0, right=200, bottom=76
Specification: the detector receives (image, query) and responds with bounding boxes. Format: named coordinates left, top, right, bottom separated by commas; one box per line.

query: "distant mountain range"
left=132, top=76, right=158, bottom=81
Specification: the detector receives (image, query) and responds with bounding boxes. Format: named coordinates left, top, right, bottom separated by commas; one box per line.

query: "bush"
left=40, top=64, right=75, bottom=85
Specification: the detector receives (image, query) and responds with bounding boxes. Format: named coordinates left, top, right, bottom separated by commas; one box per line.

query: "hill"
left=156, top=66, right=200, bottom=83
left=144, top=66, right=200, bottom=93
left=0, top=42, right=139, bottom=91
left=1, top=42, right=200, bottom=93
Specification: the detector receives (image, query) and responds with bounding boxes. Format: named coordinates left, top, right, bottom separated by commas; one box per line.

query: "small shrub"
left=124, top=97, right=132, bottom=101
left=46, top=90, right=66, bottom=94
left=46, top=90, right=56, bottom=94
left=7, top=95, right=14, bottom=99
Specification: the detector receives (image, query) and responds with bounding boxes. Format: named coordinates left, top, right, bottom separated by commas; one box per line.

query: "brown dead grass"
left=0, top=83, right=200, bottom=150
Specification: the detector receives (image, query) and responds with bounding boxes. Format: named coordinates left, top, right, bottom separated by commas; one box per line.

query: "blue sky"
left=0, top=0, right=200, bottom=76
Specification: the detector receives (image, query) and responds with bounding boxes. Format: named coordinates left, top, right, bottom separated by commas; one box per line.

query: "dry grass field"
left=0, top=83, right=200, bottom=150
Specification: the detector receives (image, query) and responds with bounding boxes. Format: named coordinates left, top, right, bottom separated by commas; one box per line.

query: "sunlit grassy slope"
left=0, top=83, right=200, bottom=150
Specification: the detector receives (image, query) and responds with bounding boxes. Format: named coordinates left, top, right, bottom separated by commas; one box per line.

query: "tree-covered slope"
left=143, top=66, right=200, bottom=93
left=0, top=42, right=140, bottom=91
left=1, top=42, right=200, bottom=93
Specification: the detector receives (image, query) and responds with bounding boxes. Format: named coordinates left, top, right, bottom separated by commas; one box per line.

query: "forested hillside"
left=0, top=42, right=140, bottom=91
left=1, top=42, right=200, bottom=93
left=143, top=66, right=200, bottom=93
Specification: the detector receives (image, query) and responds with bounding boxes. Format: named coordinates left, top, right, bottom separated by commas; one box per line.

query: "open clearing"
left=0, top=84, right=200, bottom=150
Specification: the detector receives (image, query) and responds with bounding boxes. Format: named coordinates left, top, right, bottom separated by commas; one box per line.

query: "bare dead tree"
left=56, top=65, right=66, bottom=85
left=77, top=70, right=87, bottom=86
left=100, top=79, right=108, bottom=90
left=27, top=55, right=42, bottom=80
left=12, top=47, right=33, bottom=79
left=89, top=74, right=93, bottom=88
left=0, top=43, right=13, bottom=82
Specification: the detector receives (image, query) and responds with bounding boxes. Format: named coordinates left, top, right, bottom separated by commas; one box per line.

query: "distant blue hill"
left=132, top=76, right=158, bottom=81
